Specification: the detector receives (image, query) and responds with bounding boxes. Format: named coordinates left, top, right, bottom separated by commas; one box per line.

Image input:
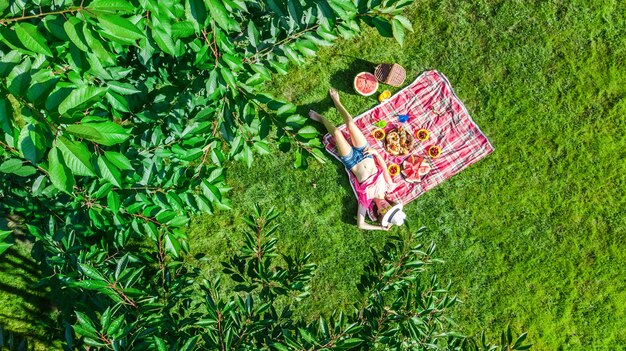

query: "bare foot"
left=308, top=110, right=324, bottom=123
left=329, top=88, right=340, bottom=103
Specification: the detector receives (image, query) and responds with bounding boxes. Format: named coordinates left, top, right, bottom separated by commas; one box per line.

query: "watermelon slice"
left=417, top=162, right=431, bottom=176
left=401, top=167, right=416, bottom=178
left=401, top=155, right=429, bottom=183
left=354, top=72, right=378, bottom=96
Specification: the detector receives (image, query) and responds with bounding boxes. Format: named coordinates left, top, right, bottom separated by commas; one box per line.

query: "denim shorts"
left=340, top=143, right=373, bottom=170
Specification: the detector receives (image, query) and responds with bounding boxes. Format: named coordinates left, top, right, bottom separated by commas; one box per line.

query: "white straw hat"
left=381, top=203, right=406, bottom=227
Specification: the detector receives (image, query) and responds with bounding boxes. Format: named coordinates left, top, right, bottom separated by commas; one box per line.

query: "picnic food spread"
left=372, top=128, right=386, bottom=140
left=401, top=155, right=430, bottom=183
left=388, top=163, right=400, bottom=177
left=323, top=70, right=494, bottom=221
left=354, top=72, right=378, bottom=96
left=385, top=125, right=414, bottom=156
left=415, top=129, right=429, bottom=141
left=427, top=145, right=441, bottom=158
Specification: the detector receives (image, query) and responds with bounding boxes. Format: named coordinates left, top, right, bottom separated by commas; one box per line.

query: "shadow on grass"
left=296, top=56, right=378, bottom=118
left=330, top=56, right=378, bottom=95
left=0, top=246, right=59, bottom=346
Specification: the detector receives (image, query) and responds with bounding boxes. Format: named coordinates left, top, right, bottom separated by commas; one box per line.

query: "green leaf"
left=57, top=136, right=96, bottom=177
left=104, top=151, right=133, bottom=170
left=172, top=21, right=196, bottom=39
left=64, top=18, right=89, bottom=52
left=247, top=21, right=260, bottom=48
left=372, top=16, right=393, bottom=38
left=394, top=15, right=413, bottom=32
left=391, top=18, right=405, bottom=46
left=106, top=315, right=124, bottom=336
left=186, top=0, right=208, bottom=30
left=14, top=23, right=53, bottom=56
left=107, top=191, right=121, bottom=213
left=107, top=81, right=141, bottom=95
left=18, top=123, right=47, bottom=165
left=206, top=0, right=241, bottom=32
left=48, top=146, right=75, bottom=194
left=220, top=67, right=236, bottom=88
left=317, top=1, right=336, bottom=30
left=0, top=98, right=12, bottom=134
left=97, top=155, right=122, bottom=187
left=336, top=338, right=364, bottom=348
left=253, top=141, right=270, bottom=155
left=105, top=91, right=130, bottom=112
left=153, top=337, right=167, bottom=351
left=79, top=263, right=107, bottom=281
left=221, top=52, right=243, bottom=71
left=26, top=70, right=59, bottom=104
left=83, top=25, right=116, bottom=65
left=7, top=58, right=31, bottom=96
left=88, top=0, right=136, bottom=14
left=152, top=28, right=177, bottom=56
left=0, top=159, right=23, bottom=174
left=180, top=335, right=199, bottom=351
left=58, top=86, right=107, bottom=116
left=297, top=125, right=318, bottom=139
left=201, top=180, right=221, bottom=203
left=0, top=50, right=21, bottom=77
left=65, top=121, right=130, bottom=146
left=97, top=14, right=144, bottom=43
left=101, top=307, right=112, bottom=330
left=73, top=324, right=99, bottom=340
left=164, top=232, right=181, bottom=258
left=310, top=148, right=326, bottom=163
left=0, top=230, right=12, bottom=256
left=295, top=39, right=318, bottom=57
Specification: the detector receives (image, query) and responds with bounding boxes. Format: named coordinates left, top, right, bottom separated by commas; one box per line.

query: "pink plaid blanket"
left=323, top=70, right=494, bottom=220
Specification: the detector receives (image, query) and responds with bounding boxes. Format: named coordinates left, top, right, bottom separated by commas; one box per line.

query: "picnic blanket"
left=323, top=70, right=494, bottom=220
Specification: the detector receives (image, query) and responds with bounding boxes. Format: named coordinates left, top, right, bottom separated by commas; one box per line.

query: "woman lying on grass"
left=308, top=88, right=407, bottom=231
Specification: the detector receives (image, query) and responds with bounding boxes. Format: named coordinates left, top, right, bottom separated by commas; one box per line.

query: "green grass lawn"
left=189, top=0, right=626, bottom=349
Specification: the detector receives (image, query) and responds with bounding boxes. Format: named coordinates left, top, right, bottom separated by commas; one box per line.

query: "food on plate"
left=427, top=145, right=441, bottom=158
left=388, top=163, right=400, bottom=177
left=372, top=128, right=386, bottom=140
left=401, top=155, right=431, bottom=183
left=415, top=129, right=429, bottom=141
left=378, top=90, right=391, bottom=102
left=384, top=125, right=414, bottom=156
left=354, top=72, right=378, bottom=96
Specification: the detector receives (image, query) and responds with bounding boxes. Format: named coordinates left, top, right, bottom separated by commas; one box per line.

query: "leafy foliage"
left=4, top=207, right=531, bottom=350
left=0, top=0, right=415, bottom=262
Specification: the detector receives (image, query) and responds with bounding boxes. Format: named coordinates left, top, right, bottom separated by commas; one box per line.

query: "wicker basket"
left=374, top=63, right=406, bottom=87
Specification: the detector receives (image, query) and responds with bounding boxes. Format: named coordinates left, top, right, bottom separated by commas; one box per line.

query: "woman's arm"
left=357, top=203, right=390, bottom=231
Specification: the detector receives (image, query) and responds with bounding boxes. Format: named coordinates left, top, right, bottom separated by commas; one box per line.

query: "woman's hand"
left=364, top=147, right=379, bottom=156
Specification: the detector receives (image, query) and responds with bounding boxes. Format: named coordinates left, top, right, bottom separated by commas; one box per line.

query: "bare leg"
left=329, top=88, right=368, bottom=148
left=308, top=110, right=352, bottom=157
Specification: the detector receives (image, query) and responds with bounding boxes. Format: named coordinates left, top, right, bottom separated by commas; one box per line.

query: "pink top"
left=353, top=166, right=387, bottom=208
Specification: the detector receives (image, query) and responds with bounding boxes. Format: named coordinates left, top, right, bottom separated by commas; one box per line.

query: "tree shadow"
left=329, top=56, right=378, bottom=95
left=0, top=245, right=58, bottom=347
left=295, top=56, right=378, bottom=119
